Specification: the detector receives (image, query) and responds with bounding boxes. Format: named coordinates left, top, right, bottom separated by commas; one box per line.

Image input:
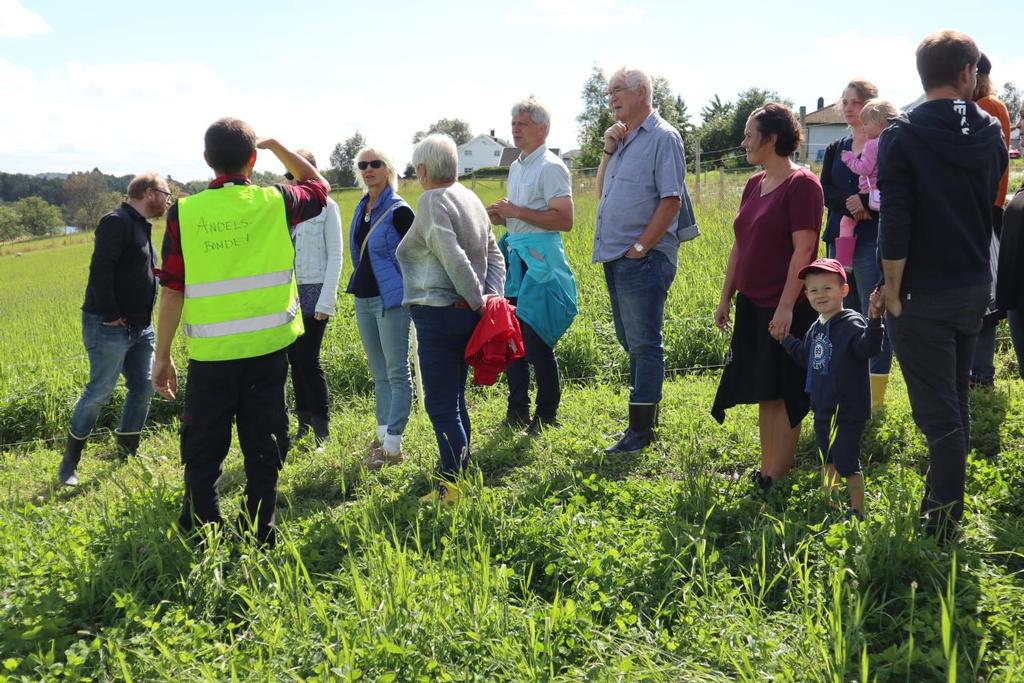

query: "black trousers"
left=505, top=300, right=561, bottom=420
left=887, top=284, right=989, bottom=540
left=178, top=348, right=290, bottom=546
left=286, top=315, right=329, bottom=419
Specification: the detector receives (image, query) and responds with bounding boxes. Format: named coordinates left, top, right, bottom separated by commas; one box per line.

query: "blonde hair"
left=859, top=98, right=900, bottom=127
left=353, top=146, right=399, bottom=192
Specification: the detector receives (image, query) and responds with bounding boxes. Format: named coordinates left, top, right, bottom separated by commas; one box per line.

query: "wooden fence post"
left=694, top=140, right=702, bottom=204
left=718, top=166, right=725, bottom=201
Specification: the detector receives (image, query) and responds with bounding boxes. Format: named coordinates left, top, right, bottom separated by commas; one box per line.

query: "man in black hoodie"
left=58, top=172, right=171, bottom=487
left=878, top=30, right=1008, bottom=541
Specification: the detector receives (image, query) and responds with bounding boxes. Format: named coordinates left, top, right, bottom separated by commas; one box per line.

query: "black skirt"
left=711, top=293, right=815, bottom=428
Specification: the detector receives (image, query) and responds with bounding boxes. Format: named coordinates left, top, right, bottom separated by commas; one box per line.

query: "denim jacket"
left=293, top=197, right=343, bottom=315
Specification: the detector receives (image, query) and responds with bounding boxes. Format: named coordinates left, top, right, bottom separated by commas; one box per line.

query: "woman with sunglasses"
left=286, top=149, right=343, bottom=446
left=348, top=147, right=415, bottom=468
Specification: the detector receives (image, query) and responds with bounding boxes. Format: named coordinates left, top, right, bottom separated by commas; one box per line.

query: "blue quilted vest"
left=346, top=185, right=410, bottom=310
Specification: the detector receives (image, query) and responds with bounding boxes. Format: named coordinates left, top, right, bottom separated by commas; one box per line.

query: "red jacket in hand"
left=464, top=297, right=525, bottom=386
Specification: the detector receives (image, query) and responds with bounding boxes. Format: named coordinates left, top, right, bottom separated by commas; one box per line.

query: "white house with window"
left=457, top=132, right=513, bottom=174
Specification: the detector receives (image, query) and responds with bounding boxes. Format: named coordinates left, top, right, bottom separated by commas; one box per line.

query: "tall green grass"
left=2, top=173, right=1024, bottom=680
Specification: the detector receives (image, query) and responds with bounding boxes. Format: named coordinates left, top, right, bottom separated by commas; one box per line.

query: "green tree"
left=251, top=170, right=288, bottom=186
left=403, top=163, right=416, bottom=180
left=575, top=66, right=615, bottom=169
left=412, top=119, right=473, bottom=146
left=729, top=88, right=781, bottom=151
left=14, top=196, right=64, bottom=237
left=1001, top=82, right=1022, bottom=122
left=62, top=169, right=109, bottom=225
left=329, top=132, right=367, bottom=187
left=700, top=95, right=733, bottom=124
left=673, top=94, right=695, bottom=157
left=72, top=191, right=123, bottom=232
left=0, top=203, right=22, bottom=241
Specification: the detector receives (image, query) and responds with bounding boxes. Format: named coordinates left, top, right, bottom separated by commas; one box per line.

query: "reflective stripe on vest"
left=183, top=301, right=299, bottom=338
left=178, top=184, right=304, bottom=361
left=185, top=269, right=293, bottom=299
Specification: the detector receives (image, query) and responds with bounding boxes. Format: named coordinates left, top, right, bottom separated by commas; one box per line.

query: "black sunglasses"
left=283, top=171, right=294, bottom=181
left=357, top=160, right=384, bottom=170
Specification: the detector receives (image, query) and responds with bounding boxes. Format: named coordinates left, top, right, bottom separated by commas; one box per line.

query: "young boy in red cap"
left=781, top=258, right=885, bottom=519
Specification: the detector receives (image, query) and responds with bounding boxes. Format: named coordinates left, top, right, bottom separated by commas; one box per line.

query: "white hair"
left=611, top=67, right=653, bottom=106
left=411, top=134, right=458, bottom=183
left=510, top=97, right=550, bottom=127
left=353, top=146, right=398, bottom=192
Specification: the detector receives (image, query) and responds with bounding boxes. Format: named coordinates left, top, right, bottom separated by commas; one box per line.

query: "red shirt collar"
left=208, top=174, right=251, bottom=189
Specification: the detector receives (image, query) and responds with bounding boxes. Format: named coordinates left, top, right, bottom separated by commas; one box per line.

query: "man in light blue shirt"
left=595, top=66, right=695, bottom=453
left=489, top=98, right=577, bottom=433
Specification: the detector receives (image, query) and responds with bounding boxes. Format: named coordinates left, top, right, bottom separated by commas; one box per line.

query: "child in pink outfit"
left=835, top=99, right=900, bottom=269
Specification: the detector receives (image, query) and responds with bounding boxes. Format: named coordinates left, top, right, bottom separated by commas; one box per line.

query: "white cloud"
left=0, top=0, right=50, bottom=38
left=0, top=57, right=370, bottom=180
left=507, top=0, right=645, bottom=29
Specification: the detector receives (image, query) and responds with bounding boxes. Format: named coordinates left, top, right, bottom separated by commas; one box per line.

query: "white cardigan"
left=293, top=196, right=343, bottom=316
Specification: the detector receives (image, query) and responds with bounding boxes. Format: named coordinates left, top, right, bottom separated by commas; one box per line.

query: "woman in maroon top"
left=711, top=103, right=824, bottom=491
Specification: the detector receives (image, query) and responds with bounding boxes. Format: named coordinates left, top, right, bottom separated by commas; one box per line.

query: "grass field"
left=1, top=174, right=1024, bottom=680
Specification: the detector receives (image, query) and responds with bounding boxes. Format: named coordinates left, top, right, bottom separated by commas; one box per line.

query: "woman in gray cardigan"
left=396, top=134, right=505, bottom=504
left=287, top=149, right=343, bottom=445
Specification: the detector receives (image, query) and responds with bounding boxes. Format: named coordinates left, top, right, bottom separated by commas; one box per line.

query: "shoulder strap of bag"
left=358, top=203, right=400, bottom=262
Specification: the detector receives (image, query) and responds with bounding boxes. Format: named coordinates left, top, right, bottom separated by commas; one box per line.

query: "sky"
left=1, top=0, right=1022, bottom=182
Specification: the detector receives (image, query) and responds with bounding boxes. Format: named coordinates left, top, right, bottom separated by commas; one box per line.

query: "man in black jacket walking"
left=58, top=172, right=171, bottom=486
left=878, top=30, right=1008, bottom=540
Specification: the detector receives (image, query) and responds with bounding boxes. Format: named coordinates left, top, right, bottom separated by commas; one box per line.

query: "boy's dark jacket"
left=782, top=310, right=883, bottom=421
left=877, top=98, right=1008, bottom=292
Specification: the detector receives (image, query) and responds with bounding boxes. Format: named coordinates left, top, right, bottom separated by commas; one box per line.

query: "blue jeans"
left=354, top=296, right=413, bottom=435
left=69, top=311, right=155, bottom=438
left=409, top=304, right=478, bottom=477
left=603, top=251, right=676, bottom=404
left=828, top=238, right=893, bottom=374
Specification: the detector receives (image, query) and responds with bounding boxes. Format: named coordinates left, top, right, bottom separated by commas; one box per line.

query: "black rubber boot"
left=605, top=403, right=657, bottom=454
left=115, top=432, right=141, bottom=459
left=58, top=434, right=86, bottom=486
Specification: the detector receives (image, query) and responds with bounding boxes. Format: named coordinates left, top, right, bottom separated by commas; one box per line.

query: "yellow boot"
left=870, top=374, right=889, bottom=415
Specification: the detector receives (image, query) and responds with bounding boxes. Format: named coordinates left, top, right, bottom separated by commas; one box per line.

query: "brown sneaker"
left=363, top=447, right=404, bottom=471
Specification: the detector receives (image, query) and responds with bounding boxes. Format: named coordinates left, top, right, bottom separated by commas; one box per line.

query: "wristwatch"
left=631, top=242, right=645, bottom=255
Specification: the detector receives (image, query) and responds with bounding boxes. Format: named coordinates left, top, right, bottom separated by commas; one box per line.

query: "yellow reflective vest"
left=178, top=183, right=303, bottom=361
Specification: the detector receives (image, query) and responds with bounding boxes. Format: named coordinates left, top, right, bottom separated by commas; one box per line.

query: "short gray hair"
left=611, top=67, right=653, bottom=106
left=353, top=146, right=399, bottom=192
left=411, top=134, right=458, bottom=183
left=510, top=97, right=550, bottom=127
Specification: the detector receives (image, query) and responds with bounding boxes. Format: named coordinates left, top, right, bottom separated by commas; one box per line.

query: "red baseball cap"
left=798, top=258, right=847, bottom=283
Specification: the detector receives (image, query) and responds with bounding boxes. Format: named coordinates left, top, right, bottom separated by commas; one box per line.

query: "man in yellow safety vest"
left=152, top=117, right=329, bottom=546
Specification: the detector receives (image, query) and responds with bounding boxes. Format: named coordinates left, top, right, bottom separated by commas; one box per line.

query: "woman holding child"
left=819, top=79, right=893, bottom=411
left=711, top=103, right=823, bottom=491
